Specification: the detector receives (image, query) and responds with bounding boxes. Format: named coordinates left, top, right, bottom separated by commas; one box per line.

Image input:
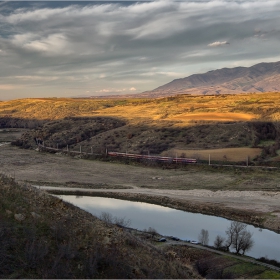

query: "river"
left=57, top=195, right=280, bottom=261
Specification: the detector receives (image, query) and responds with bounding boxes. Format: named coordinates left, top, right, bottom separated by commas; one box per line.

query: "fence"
left=38, top=144, right=197, bottom=164
left=37, top=144, right=279, bottom=169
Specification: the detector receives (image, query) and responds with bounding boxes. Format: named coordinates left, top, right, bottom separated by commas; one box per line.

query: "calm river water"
left=58, top=195, right=280, bottom=261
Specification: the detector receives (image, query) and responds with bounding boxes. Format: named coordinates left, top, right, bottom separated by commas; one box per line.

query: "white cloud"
left=129, top=87, right=136, bottom=91
left=208, top=41, right=230, bottom=47
left=25, top=34, right=69, bottom=55
left=11, top=33, right=70, bottom=55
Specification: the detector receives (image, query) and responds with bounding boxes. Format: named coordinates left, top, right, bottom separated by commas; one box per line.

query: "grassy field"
left=165, top=147, right=262, bottom=162
left=165, top=246, right=280, bottom=279
left=1, top=92, right=280, bottom=122
left=170, top=112, right=257, bottom=122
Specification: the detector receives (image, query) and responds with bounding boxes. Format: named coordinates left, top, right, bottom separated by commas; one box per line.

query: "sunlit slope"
left=0, top=92, right=280, bottom=123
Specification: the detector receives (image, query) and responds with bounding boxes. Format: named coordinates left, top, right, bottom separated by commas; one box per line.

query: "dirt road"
left=1, top=144, right=280, bottom=231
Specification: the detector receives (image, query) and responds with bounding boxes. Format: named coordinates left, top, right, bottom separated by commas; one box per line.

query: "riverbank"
left=41, top=186, right=280, bottom=233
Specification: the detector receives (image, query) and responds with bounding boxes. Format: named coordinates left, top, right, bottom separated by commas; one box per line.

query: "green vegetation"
left=169, top=246, right=280, bottom=279
left=224, top=262, right=269, bottom=278
left=256, top=270, right=280, bottom=279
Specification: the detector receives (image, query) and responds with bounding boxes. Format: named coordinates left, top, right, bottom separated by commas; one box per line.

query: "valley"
left=1, top=92, right=280, bottom=278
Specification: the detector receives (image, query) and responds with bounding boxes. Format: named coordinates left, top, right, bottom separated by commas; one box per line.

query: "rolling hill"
left=1, top=93, right=280, bottom=163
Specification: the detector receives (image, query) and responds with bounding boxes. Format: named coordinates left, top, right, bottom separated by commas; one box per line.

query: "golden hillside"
left=1, top=93, right=280, bottom=162
left=0, top=92, right=280, bottom=123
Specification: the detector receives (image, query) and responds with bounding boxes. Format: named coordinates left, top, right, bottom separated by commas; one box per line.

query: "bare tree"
left=214, top=235, right=225, bottom=249
left=99, top=212, right=131, bottom=228
left=225, top=221, right=254, bottom=254
left=145, top=227, right=158, bottom=238
left=113, top=216, right=131, bottom=228
left=225, top=221, right=245, bottom=251
left=198, top=229, right=209, bottom=245
left=99, top=212, right=113, bottom=225
left=238, top=230, right=254, bottom=255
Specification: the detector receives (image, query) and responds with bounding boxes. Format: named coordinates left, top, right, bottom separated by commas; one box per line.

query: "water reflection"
left=58, top=195, right=280, bottom=261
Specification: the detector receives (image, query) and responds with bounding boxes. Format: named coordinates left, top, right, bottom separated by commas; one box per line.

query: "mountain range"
left=137, top=61, right=280, bottom=98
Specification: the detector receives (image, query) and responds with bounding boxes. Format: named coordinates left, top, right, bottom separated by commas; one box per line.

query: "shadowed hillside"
left=0, top=174, right=198, bottom=279
left=1, top=93, right=280, bottom=163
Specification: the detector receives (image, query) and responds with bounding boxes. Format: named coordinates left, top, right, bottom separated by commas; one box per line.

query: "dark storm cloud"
left=0, top=0, right=280, bottom=99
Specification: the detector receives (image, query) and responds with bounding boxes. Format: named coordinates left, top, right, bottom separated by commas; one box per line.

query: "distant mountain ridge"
left=138, top=61, right=280, bottom=97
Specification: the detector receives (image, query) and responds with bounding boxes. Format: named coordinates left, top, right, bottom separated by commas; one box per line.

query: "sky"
left=0, top=0, right=280, bottom=100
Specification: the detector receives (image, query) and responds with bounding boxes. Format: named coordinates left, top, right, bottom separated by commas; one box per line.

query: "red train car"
left=107, top=151, right=196, bottom=164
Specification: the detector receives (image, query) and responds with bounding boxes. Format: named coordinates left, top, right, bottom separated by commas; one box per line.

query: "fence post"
left=91, top=146, right=93, bottom=154
left=209, top=154, right=211, bottom=165
left=80, top=145, right=82, bottom=154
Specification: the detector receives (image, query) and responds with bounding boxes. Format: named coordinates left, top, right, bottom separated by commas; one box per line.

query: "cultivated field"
left=170, top=112, right=257, bottom=122
left=165, top=147, right=262, bottom=162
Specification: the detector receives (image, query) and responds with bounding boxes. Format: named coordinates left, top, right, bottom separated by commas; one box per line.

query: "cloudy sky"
left=0, top=0, right=280, bottom=100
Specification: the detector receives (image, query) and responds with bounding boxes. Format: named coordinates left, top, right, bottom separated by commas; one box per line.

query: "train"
left=107, top=151, right=197, bottom=164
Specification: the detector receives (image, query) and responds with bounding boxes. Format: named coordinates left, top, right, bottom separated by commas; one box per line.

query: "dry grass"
left=166, top=147, right=262, bottom=162
left=1, top=92, right=280, bottom=123
left=170, top=112, right=257, bottom=122
left=1, top=92, right=280, bottom=162
left=1, top=145, right=280, bottom=191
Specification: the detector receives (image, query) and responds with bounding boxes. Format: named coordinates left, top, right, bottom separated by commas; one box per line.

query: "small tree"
left=214, top=235, right=225, bottom=249
left=238, top=230, right=254, bottom=255
left=99, top=212, right=113, bottom=225
left=225, top=221, right=254, bottom=254
left=198, top=229, right=209, bottom=245
left=113, top=216, right=131, bottom=228
left=99, top=212, right=131, bottom=228
left=146, top=227, right=158, bottom=238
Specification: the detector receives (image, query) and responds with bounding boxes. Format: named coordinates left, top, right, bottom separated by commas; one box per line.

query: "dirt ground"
left=1, top=141, right=280, bottom=232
